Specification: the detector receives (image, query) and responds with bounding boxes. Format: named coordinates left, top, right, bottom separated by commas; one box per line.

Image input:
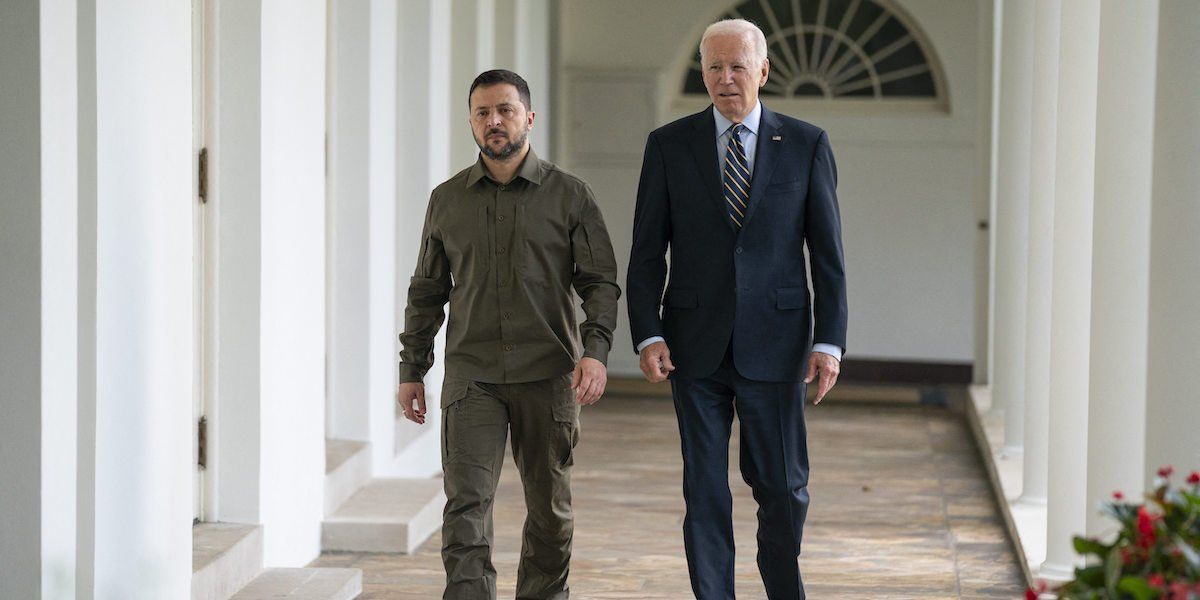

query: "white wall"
left=559, top=0, right=990, bottom=374
left=91, top=0, right=195, bottom=596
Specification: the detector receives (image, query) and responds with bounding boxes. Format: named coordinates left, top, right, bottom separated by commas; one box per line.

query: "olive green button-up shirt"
left=398, top=148, right=621, bottom=384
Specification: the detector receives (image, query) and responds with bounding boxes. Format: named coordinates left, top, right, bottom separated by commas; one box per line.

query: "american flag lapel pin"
left=772, top=135, right=782, bottom=141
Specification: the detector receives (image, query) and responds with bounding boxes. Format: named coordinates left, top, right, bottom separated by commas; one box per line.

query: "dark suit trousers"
left=670, top=348, right=810, bottom=600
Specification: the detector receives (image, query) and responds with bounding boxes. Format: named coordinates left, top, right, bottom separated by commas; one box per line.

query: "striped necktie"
left=722, top=123, right=750, bottom=229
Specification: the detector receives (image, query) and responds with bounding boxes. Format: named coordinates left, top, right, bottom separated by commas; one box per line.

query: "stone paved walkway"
left=312, top=395, right=1026, bottom=599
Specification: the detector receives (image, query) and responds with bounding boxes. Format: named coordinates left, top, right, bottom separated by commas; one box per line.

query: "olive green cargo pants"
left=440, top=373, right=579, bottom=600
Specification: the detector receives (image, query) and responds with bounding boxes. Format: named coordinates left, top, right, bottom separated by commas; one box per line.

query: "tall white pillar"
left=365, top=0, right=401, bottom=477
left=1145, top=2, right=1200, bottom=480
left=328, top=0, right=372, bottom=442
left=991, top=0, right=1035, bottom=458
left=1039, top=0, right=1101, bottom=581
left=0, top=2, right=78, bottom=596
left=211, top=0, right=328, bottom=566
left=490, top=0, right=554, bottom=156
left=327, top=0, right=401, bottom=468
left=1017, top=0, right=1060, bottom=511
left=1084, top=0, right=1158, bottom=537
left=68, top=1, right=197, bottom=596
left=515, top=0, right=553, bottom=156
left=391, top=0, right=452, bottom=478
left=449, top=0, right=497, bottom=168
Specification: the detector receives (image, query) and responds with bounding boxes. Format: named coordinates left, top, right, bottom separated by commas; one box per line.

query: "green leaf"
left=1116, top=576, right=1157, bottom=600
left=1074, top=536, right=1110, bottom=557
left=1104, top=548, right=1122, bottom=594
left=1075, top=565, right=1105, bottom=586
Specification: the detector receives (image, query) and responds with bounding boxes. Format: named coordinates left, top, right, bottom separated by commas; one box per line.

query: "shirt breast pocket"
left=518, top=204, right=571, bottom=285
left=440, top=206, right=490, bottom=272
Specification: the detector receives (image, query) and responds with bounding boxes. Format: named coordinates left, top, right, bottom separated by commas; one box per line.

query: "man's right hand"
left=639, top=341, right=675, bottom=383
left=397, top=382, right=427, bottom=425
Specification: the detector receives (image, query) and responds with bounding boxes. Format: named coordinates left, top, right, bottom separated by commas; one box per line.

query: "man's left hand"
left=804, top=351, right=840, bottom=405
left=572, top=357, right=607, bottom=406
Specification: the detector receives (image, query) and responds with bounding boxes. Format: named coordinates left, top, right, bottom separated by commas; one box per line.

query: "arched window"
left=682, top=0, right=947, bottom=106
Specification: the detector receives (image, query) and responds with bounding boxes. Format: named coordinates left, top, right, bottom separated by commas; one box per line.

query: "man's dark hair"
left=469, top=69, right=532, bottom=112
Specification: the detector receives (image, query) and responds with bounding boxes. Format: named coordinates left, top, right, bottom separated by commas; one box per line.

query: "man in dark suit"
left=626, top=18, right=848, bottom=600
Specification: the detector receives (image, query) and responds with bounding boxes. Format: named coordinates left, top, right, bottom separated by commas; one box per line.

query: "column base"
left=1013, top=495, right=1047, bottom=508
left=1037, top=560, right=1076, bottom=583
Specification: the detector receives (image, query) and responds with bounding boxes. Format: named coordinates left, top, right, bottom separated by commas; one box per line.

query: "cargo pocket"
left=550, top=375, right=579, bottom=469
left=440, top=377, right=471, bottom=463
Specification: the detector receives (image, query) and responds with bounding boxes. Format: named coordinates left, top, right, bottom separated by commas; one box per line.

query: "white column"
left=488, top=0, right=553, bottom=156
left=259, top=0, right=327, bottom=565
left=74, top=1, right=196, bottom=596
left=1016, top=0, right=1060, bottom=512
left=991, top=0, right=1035, bottom=457
left=515, top=0, right=552, bottom=156
left=1145, top=2, right=1200, bottom=479
left=493, top=0, right=518, bottom=67
left=449, top=0, right=496, bottom=168
left=364, top=0, right=401, bottom=477
left=211, top=0, right=328, bottom=566
left=212, top=0, right=265, bottom=527
left=0, top=2, right=78, bottom=596
left=38, top=1, right=79, bottom=595
left=1084, top=0, right=1159, bottom=537
left=327, top=0, right=372, bottom=442
left=1039, top=0, right=1101, bottom=581
left=390, top=0, right=452, bottom=478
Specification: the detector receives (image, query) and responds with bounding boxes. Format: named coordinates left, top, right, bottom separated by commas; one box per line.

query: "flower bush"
left=1030, top=467, right=1200, bottom=599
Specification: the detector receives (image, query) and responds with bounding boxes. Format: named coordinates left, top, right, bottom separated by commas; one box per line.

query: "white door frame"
left=191, top=0, right=219, bottom=523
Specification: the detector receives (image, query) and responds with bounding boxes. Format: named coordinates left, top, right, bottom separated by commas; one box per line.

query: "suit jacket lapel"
left=688, top=108, right=737, bottom=232
left=740, top=106, right=783, bottom=232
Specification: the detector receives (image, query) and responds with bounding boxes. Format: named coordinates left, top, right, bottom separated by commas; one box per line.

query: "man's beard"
left=476, top=127, right=529, bottom=160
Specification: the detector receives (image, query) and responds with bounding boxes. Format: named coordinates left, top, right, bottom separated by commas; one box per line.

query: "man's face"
left=469, top=83, right=534, bottom=161
left=701, top=33, right=770, bottom=122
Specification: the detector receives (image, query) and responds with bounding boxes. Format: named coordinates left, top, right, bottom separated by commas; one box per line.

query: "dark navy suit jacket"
left=626, top=104, right=848, bottom=382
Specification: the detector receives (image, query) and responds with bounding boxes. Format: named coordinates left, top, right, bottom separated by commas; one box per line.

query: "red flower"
left=1136, top=506, right=1159, bottom=548
left=1187, top=471, right=1200, bottom=485
left=1025, top=580, right=1050, bottom=599
left=1113, top=490, right=1125, bottom=500
left=1157, top=465, right=1174, bottom=478
left=1148, top=573, right=1164, bottom=588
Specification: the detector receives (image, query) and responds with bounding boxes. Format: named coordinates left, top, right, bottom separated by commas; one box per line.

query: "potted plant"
left=1029, top=467, right=1200, bottom=599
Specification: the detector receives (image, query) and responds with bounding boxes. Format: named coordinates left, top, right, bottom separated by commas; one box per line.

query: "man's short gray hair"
left=699, top=18, right=769, bottom=66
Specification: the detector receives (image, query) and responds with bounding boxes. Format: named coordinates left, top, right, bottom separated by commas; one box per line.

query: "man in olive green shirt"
left=396, top=69, right=620, bottom=600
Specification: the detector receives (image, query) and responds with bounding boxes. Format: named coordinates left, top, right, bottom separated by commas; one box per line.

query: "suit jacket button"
left=735, top=247, right=744, bottom=254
